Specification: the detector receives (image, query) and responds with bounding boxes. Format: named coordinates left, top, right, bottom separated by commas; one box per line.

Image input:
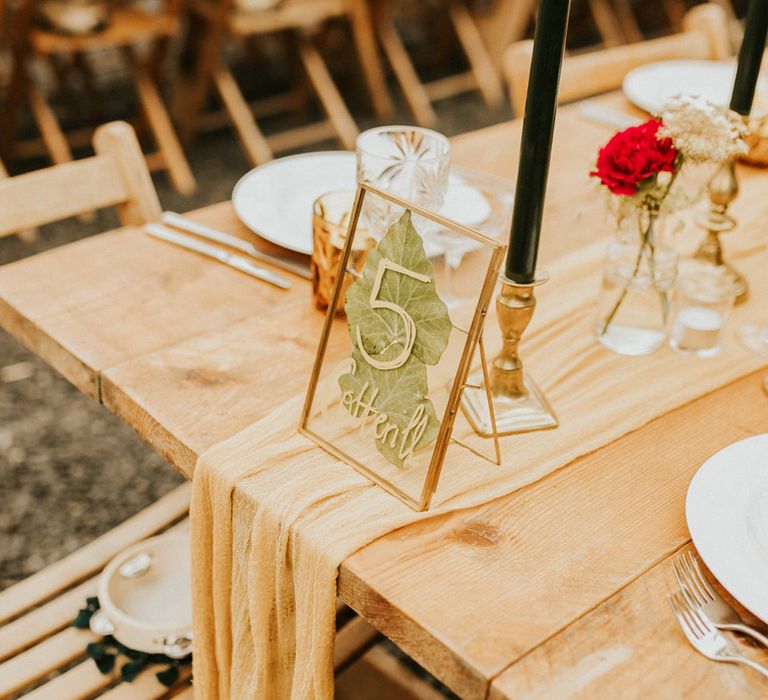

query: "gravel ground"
left=0, top=67, right=511, bottom=590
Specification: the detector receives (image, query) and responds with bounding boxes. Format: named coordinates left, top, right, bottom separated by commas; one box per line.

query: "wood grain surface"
left=0, top=95, right=766, bottom=697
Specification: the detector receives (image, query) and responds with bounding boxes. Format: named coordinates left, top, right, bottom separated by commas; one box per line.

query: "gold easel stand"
left=461, top=274, right=558, bottom=437
left=694, top=159, right=748, bottom=304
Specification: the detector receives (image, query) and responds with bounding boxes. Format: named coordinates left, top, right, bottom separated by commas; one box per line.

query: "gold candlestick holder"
left=693, top=158, right=748, bottom=304
left=461, top=274, right=558, bottom=437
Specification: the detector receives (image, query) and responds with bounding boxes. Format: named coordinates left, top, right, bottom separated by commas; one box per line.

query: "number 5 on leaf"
left=355, top=259, right=431, bottom=371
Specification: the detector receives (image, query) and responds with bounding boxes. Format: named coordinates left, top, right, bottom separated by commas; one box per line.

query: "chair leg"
left=27, top=82, right=97, bottom=222
left=297, top=35, right=358, bottom=151
left=125, top=48, right=196, bottom=195
left=212, top=66, right=273, bottom=166
left=448, top=0, right=504, bottom=108
left=0, top=57, right=30, bottom=161
left=587, top=0, right=626, bottom=47
left=474, top=0, right=536, bottom=73
left=374, top=1, right=437, bottom=127
left=27, top=83, right=74, bottom=165
left=347, top=0, right=393, bottom=119
left=176, top=15, right=222, bottom=144
left=610, top=0, right=643, bottom=43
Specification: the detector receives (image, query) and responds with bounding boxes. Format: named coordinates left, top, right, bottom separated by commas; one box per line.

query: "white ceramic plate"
left=232, top=151, right=513, bottom=255
left=623, top=60, right=737, bottom=115
left=686, top=434, right=768, bottom=623
left=233, top=151, right=353, bottom=256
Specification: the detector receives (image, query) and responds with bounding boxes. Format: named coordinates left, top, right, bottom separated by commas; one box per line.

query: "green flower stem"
left=599, top=167, right=680, bottom=338
left=598, top=227, right=650, bottom=336
left=644, top=232, right=670, bottom=321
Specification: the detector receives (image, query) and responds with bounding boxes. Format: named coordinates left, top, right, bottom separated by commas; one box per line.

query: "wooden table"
left=1, top=96, right=767, bottom=698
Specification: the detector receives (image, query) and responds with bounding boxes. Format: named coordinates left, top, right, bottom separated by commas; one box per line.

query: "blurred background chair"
left=178, top=0, right=392, bottom=166
left=372, top=0, right=700, bottom=128
left=0, top=0, right=196, bottom=194
left=504, top=2, right=732, bottom=115
left=372, top=0, right=507, bottom=127
left=0, top=120, right=160, bottom=249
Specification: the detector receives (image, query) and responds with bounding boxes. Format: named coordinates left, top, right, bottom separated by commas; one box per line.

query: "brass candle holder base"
left=461, top=274, right=558, bottom=437
left=694, top=159, right=748, bottom=304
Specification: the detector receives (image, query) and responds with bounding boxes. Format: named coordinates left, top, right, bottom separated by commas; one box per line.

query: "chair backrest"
left=504, top=3, right=731, bottom=115
left=0, top=121, right=160, bottom=238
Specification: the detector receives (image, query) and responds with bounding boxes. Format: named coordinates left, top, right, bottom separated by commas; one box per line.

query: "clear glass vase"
left=595, top=208, right=679, bottom=356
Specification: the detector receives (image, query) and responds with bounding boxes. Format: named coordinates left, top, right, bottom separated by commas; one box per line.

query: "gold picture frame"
left=299, top=183, right=504, bottom=511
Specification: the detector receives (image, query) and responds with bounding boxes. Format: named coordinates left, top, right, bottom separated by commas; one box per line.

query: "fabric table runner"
left=191, top=236, right=767, bottom=698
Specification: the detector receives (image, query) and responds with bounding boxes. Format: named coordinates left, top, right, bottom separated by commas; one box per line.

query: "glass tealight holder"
left=669, top=268, right=738, bottom=357
left=311, top=190, right=374, bottom=313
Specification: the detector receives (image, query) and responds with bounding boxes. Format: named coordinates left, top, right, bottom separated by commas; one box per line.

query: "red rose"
left=590, top=119, right=678, bottom=196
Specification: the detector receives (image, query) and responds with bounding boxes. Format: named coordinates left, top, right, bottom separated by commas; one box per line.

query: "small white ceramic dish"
left=623, top=60, right=737, bottom=115
left=231, top=151, right=513, bottom=256
left=95, top=532, right=192, bottom=658
left=686, top=433, right=768, bottom=624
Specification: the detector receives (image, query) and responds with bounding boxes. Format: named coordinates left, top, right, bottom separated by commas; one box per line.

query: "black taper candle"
left=730, top=0, right=768, bottom=116
left=505, top=0, right=572, bottom=283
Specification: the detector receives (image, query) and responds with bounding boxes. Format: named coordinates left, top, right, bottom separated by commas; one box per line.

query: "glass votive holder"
left=356, top=125, right=451, bottom=237
left=669, top=268, right=738, bottom=357
left=311, top=190, right=373, bottom=314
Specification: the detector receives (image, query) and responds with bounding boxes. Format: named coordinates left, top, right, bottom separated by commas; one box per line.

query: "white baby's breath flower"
left=657, top=96, right=748, bottom=163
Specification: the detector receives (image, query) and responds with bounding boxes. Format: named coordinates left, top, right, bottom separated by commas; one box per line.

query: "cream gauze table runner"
left=191, top=236, right=767, bottom=699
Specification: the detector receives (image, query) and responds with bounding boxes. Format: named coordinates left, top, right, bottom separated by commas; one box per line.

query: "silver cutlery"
left=577, top=100, right=641, bottom=131
left=674, top=551, right=768, bottom=649
left=670, top=592, right=768, bottom=679
left=145, top=224, right=291, bottom=289
left=161, top=211, right=312, bottom=280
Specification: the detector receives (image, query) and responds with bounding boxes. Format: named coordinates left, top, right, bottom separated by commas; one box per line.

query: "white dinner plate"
left=233, top=151, right=353, bottom=255
left=232, top=151, right=513, bottom=255
left=686, top=433, right=768, bottom=623
left=623, top=60, right=738, bottom=115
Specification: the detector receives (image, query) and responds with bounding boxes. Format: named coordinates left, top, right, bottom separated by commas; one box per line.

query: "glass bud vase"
left=595, top=207, right=679, bottom=355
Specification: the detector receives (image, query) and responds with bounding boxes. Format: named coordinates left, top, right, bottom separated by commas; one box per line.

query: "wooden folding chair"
left=504, top=2, right=732, bottom=115
left=373, top=0, right=665, bottom=128
left=178, top=0, right=392, bottom=167
left=477, top=0, right=714, bottom=76
left=0, top=121, right=161, bottom=239
left=372, top=0, right=506, bottom=127
left=583, top=0, right=730, bottom=45
left=0, top=0, right=196, bottom=195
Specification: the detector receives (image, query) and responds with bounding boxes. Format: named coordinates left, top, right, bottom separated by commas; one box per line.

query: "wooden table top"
left=1, top=95, right=767, bottom=698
